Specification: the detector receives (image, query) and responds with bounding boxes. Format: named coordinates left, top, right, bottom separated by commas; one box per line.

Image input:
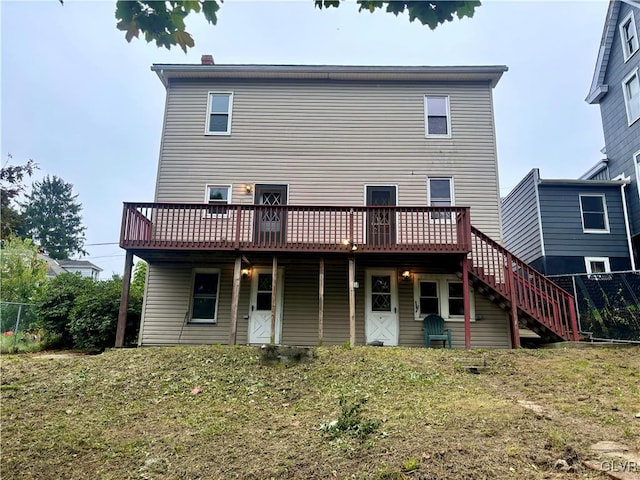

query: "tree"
left=111, top=0, right=480, bottom=53
left=0, top=236, right=48, bottom=303
left=1, top=154, right=37, bottom=238
left=21, top=175, right=87, bottom=260
left=131, top=260, right=147, bottom=298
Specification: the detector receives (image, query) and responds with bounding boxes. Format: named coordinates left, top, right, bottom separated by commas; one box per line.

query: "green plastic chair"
left=423, top=314, right=452, bottom=349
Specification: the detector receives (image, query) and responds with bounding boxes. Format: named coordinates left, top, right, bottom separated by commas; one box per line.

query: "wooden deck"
left=120, top=203, right=472, bottom=254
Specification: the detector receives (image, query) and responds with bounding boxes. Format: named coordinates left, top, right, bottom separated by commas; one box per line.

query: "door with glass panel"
left=254, top=184, right=287, bottom=245
left=366, top=186, right=396, bottom=246
left=248, top=268, right=284, bottom=344
left=365, top=270, right=398, bottom=346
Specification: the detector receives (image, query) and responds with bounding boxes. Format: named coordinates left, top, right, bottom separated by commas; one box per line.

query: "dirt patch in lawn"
left=1, top=346, right=638, bottom=479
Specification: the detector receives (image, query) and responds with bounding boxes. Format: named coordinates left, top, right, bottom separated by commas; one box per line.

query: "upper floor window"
left=204, top=184, right=231, bottom=217
left=205, top=185, right=231, bottom=205
left=622, top=69, right=640, bottom=125
left=424, top=96, right=451, bottom=137
left=427, top=177, right=454, bottom=219
left=619, top=11, right=638, bottom=61
left=206, top=92, right=233, bottom=135
left=579, top=194, right=610, bottom=233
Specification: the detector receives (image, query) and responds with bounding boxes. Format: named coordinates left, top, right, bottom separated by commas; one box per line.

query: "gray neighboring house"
left=585, top=0, right=640, bottom=263
left=42, top=257, right=102, bottom=280
left=501, top=169, right=635, bottom=276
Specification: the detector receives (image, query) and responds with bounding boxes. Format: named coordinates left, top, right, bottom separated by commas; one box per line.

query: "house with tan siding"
left=116, top=59, right=579, bottom=349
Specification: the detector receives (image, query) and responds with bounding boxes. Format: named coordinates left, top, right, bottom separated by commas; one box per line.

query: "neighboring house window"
left=579, top=194, right=610, bottom=233
left=622, top=69, right=640, bottom=125
left=190, top=269, right=221, bottom=323
left=427, top=177, right=454, bottom=219
left=585, top=257, right=611, bottom=274
left=424, top=96, right=451, bottom=137
left=619, top=11, right=639, bottom=61
left=413, top=275, right=474, bottom=321
left=206, top=92, right=233, bottom=134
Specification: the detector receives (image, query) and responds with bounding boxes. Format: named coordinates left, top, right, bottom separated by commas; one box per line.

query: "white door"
left=365, top=270, right=399, bottom=346
left=248, top=268, right=284, bottom=344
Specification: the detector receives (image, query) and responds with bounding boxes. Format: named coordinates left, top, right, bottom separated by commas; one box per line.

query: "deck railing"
left=470, top=227, right=579, bottom=341
left=120, top=203, right=471, bottom=254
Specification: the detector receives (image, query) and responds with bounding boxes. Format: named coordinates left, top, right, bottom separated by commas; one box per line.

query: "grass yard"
left=1, top=346, right=639, bottom=479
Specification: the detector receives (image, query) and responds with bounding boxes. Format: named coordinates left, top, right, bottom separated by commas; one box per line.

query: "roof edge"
left=151, top=64, right=509, bottom=88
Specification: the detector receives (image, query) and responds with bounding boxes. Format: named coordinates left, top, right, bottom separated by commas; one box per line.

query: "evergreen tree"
left=22, top=175, right=86, bottom=260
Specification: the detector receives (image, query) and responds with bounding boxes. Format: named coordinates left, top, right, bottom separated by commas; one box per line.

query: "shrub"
left=36, top=274, right=143, bottom=350
left=35, top=273, right=95, bottom=348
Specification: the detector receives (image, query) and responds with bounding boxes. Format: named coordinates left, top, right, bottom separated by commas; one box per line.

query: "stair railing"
left=470, top=227, right=578, bottom=341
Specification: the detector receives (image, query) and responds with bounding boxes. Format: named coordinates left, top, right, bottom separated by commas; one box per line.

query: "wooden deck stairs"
left=466, top=227, right=579, bottom=345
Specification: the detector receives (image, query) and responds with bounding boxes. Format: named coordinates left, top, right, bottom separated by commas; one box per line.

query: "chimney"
left=201, top=55, right=214, bottom=65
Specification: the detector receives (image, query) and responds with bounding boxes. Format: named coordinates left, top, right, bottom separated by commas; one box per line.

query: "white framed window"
left=189, top=269, right=221, bottom=323
left=205, top=92, right=233, bottom=135
left=424, top=96, right=451, bottom=137
left=579, top=194, right=610, bottom=233
left=585, top=257, right=611, bottom=274
left=413, top=275, right=475, bottom=321
left=619, top=11, right=639, bottom=62
left=622, top=69, right=640, bottom=126
left=427, top=177, right=454, bottom=219
left=204, top=184, right=232, bottom=217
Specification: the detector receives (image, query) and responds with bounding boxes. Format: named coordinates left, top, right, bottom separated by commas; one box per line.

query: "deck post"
left=462, top=256, right=471, bottom=350
left=318, top=257, right=324, bottom=345
left=506, top=252, right=521, bottom=348
left=229, top=255, right=242, bottom=345
left=115, top=250, right=134, bottom=348
left=348, top=255, right=356, bottom=347
left=270, top=255, right=278, bottom=344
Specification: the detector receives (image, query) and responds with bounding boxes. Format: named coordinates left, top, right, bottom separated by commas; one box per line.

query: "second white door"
left=365, top=270, right=399, bottom=346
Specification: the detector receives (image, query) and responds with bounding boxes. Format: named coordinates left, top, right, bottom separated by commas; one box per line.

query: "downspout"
left=620, top=182, right=636, bottom=271
left=533, top=169, right=546, bottom=271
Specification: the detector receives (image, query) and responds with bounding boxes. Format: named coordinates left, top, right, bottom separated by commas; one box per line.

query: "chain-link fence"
left=548, top=271, right=640, bottom=341
left=0, top=302, right=40, bottom=353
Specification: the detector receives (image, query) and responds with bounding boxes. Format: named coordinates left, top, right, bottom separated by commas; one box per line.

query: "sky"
left=1, top=0, right=609, bottom=276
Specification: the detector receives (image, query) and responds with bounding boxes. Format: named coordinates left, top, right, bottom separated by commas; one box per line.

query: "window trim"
left=622, top=68, right=640, bottom=126
left=188, top=268, right=221, bottom=324
left=204, top=91, right=234, bottom=135
left=584, top=257, right=611, bottom=274
left=426, top=177, right=455, bottom=206
left=413, top=274, right=475, bottom=322
left=579, top=194, right=610, bottom=234
left=203, top=184, right=232, bottom=218
left=424, top=95, right=452, bottom=138
left=619, top=11, right=639, bottom=62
